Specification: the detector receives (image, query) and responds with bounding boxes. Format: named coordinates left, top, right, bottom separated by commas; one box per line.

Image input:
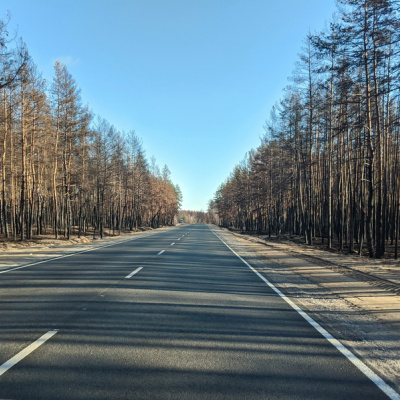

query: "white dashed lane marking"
left=0, top=330, right=58, bottom=377
left=125, top=267, right=143, bottom=279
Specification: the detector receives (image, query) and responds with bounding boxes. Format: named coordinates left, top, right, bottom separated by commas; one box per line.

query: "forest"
left=0, top=15, right=181, bottom=241
left=213, top=0, right=400, bottom=258
left=178, top=209, right=217, bottom=225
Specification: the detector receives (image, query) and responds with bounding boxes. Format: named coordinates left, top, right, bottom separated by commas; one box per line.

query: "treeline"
left=214, top=0, right=400, bottom=258
left=0, top=15, right=181, bottom=241
left=178, top=209, right=216, bottom=224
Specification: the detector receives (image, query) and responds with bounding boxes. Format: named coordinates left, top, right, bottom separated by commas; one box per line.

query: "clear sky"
left=2, top=0, right=337, bottom=211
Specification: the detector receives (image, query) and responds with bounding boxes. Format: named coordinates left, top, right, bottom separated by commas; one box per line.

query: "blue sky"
left=3, top=0, right=337, bottom=211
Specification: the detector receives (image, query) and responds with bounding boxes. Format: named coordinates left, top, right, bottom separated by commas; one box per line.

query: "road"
left=0, top=224, right=397, bottom=399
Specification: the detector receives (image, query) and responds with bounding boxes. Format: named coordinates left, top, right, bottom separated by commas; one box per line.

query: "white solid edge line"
left=158, top=250, right=165, bottom=255
left=125, top=266, right=143, bottom=279
left=0, top=330, right=58, bottom=377
left=210, top=228, right=400, bottom=400
left=0, top=230, right=161, bottom=275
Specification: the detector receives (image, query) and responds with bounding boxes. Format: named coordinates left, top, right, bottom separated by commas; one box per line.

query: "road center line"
left=210, top=228, right=400, bottom=400
left=0, top=330, right=58, bottom=378
left=158, top=250, right=165, bottom=255
left=125, top=267, right=143, bottom=279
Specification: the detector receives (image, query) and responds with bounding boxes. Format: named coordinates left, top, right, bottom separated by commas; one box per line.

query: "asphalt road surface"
left=0, top=224, right=397, bottom=399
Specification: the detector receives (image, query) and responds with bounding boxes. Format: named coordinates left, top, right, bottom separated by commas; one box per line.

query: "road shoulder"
left=0, top=226, right=175, bottom=272
left=214, top=226, right=400, bottom=394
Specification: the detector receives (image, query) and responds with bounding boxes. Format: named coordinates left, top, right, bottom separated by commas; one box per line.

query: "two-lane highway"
left=0, top=224, right=397, bottom=399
